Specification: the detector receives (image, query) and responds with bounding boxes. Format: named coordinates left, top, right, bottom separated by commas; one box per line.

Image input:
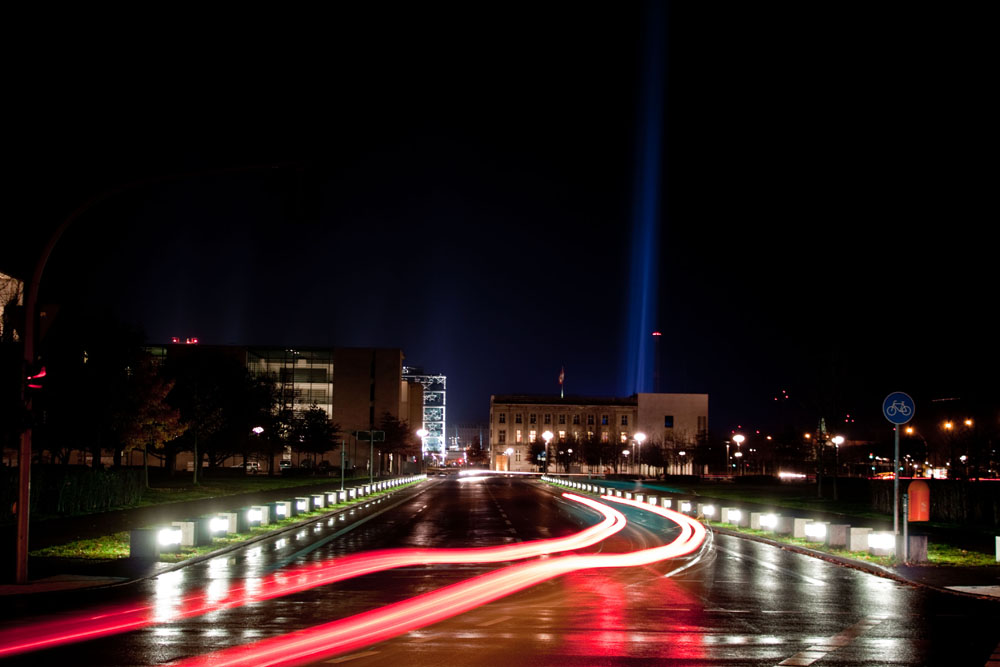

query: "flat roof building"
left=489, top=393, right=708, bottom=475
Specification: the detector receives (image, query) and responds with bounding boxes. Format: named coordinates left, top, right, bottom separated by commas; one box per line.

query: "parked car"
left=279, top=460, right=292, bottom=470
left=230, top=461, right=260, bottom=473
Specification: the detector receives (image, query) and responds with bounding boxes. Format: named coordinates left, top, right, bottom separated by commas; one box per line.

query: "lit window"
left=620, top=432, right=628, bottom=443
left=516, top=429, right=522, bottom=443
left=601, top=431, right=609, bottom=443
left=529, top=430, right=537, bottom=442
left=558, top=430, right=566, bottom=441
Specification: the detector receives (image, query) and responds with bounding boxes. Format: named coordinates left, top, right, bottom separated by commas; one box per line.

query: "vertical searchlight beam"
left=624, top=0, right=666, bottom=396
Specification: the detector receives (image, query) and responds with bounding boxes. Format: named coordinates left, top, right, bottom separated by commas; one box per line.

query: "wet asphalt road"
left=0, top=476, right=998, bottom=666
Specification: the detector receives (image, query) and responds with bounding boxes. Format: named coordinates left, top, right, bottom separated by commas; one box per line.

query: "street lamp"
left=542, top=431, right=554, bottom=473
left=732, top=434, right=745, bottom=475
left=634, top=432, right=646, bottom=478
left=621, top=449, right=630, bottom=474
left=832, top=435, right=844, bottom=500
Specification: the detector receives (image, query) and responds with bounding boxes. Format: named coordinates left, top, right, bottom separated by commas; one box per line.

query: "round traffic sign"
left=883, top=391, right=915, bottom=425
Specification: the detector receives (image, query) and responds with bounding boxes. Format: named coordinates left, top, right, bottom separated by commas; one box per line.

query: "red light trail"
left=172, top=496, right=706, bottom=667
left=0, top=493, right=623, bottom=658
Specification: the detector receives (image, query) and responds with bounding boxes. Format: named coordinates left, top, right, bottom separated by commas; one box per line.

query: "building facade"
left=489, top=393, right=708, bottom=475
left=402, top=366, right=446, bottom=462
left=147, top=344, right=425, bottom=473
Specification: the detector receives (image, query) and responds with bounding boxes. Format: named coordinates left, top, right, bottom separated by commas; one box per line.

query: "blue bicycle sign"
left=883, top=392, right=915, bottom=425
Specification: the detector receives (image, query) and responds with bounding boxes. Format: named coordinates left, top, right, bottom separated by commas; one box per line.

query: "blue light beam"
left=623, top=1, right=666, bottom=396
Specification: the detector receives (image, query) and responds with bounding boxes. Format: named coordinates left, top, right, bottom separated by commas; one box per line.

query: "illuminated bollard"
left=697, top=503, right=716, bottom=520
left=270, top=500, right=292, bottom=520
left=625, top=492, right=633, bottom=500
left=679, top=500, right=694, bottom=515
left=721, top=507, right=741, bottom=525
left=774, top=516, right=794, bottom=536
left=635, top=493, right=644, bottom=503
left=616, top=490, right=623, bottom=497
left=646, top=495, right=657, bottom=505
left=326, top=491, right=338, bottom=505
left=348, top=488, right=357, bottom=500
left=755, top=513, right=780, bottom=531
left=868, top=531, right=895, bottom=557
left=242, top=506, right=262, bottom=528
left=294, top=497, right=310, bottom=514
left=312, top=494, right=326, bottom=510
left=338, top=490, right=347, bottom=503
left=660, top=497, right=672, bottom=509
left=804, top=521, right=828, bottom=543
left=792, top=518, right=810, bottom=539
left=156, top=525, right=182, bottom=553
left=848, top=527, right=872, bottom=552
left=250, top=505, right=271, bottom=526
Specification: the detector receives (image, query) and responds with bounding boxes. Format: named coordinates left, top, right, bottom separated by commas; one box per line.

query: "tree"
left=378, top=412, right=417, bottom=475
left=116, top=355, right=186, bottom=487
left=293, top=404, right=339, bottom=465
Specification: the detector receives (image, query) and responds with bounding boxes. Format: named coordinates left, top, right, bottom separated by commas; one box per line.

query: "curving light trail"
left=173, top=496, right=707, bottom=667
left=0, top=493, right=622, bottom=659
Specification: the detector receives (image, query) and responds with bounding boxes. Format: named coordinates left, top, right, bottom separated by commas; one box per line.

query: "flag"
left=558, top=366, right=565, bottom=385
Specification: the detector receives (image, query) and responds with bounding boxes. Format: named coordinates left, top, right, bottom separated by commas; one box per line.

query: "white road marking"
left=326, top=650, right=380, bottom=663
left=775, top=616, right=885, bottom=666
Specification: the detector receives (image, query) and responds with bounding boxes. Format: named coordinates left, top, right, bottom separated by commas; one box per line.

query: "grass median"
left=30, top=480, right=422, bottom=563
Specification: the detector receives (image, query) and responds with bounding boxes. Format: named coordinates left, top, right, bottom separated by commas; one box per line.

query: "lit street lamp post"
left=542, top=431, right=554, bottom=473
left=621, top=449, right=630, bottom=475
left=732, top=434, right=745, bottom=476
left=832, top=435, right=844, bottom=500
left=634, top=432, right=646, bottom=478
left=504, top=447, right=514, bottom=471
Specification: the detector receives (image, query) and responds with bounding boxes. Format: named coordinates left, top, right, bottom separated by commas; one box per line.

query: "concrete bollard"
left=625, top=492, right=633, bottom=500
left=635, top=494, right=644, bottom=503
left=173, top=518, right=212, bottom=546
left=312, top=494, right=326, bottom=510
left=848, top=527, right=872, bottom=552
left=130, top=528, right=159, bottom=560
left=660, top=497, right=672, bottom=509
left=679, top=500, right=694, bottom=515
left=827, top=524, right=850, bottom=549
left=907, top=535, right=928, bottom=563
left=775, top=516, right=794, bottom=536
left=647, top=495, right=657, bottom=505
left=250, top=505, right=271, bottom=526
left=348, top=488, right=357, bottom=500
left=294, top=497, right=310, bottom=515
left=792, top=518, right=809, bottom=539
left=804, top=521, right=828, bottom=543
left=697, top=503, right=717, bottom=520
left=271, top=500, right=292, bottom=520
left=868, top=531, right=895, bottom=557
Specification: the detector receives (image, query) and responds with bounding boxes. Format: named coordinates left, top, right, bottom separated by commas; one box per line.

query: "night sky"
left=4, top=4, right=994, bottom=438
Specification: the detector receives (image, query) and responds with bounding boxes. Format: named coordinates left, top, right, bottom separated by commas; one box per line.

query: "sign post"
left=882, top=391, right=915, bottom=536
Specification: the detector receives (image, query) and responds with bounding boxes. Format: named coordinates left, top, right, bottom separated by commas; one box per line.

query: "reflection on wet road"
left=0, top=476, right=997, bottom=666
